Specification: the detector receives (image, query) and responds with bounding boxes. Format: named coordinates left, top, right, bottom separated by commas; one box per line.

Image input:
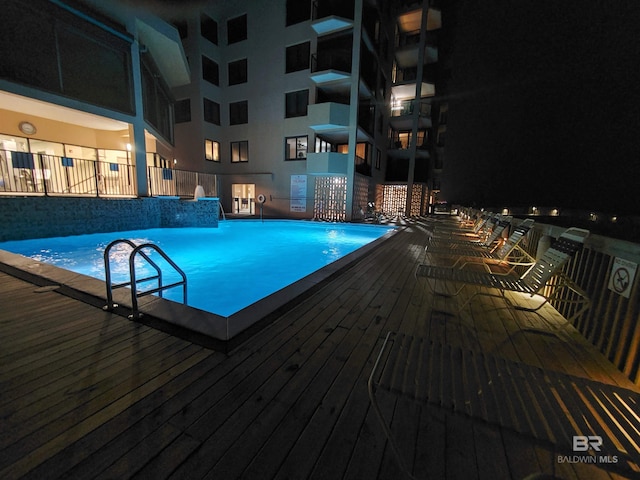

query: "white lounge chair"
left=425, top=218, right=535, bottom=275
left=416, top=227, right=591, bottom=321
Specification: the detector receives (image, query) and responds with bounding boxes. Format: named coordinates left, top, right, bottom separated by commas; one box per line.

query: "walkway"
left=0, top=218, right=638, bottom=479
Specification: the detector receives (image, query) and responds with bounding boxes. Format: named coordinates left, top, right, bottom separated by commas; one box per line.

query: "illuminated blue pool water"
left=0, top=220, right=393, bottom=317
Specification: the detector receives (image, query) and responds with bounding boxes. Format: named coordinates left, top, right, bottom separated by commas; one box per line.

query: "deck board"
left=1, top=217, right=639, bottom=479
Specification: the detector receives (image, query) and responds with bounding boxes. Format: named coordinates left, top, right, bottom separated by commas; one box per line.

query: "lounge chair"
left=429, top=211, right=495, bottom=237
left=425, top=218, right=535, bottom=275
left=427, top=215, right=512, bottom=250
left=416, top=227, right=591, bottom=322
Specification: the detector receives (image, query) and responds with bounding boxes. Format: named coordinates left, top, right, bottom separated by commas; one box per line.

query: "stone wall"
left=0, top=196, right=219, bottom=241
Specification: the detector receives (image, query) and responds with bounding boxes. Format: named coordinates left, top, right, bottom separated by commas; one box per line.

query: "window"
left=228, top=58, right=247, bottom=85
left=227, top=14, right=247, bottom=44
left=201, top=14, right=218, bottom=44
left=375, top=148, right=381, bottom=169
left=173, top=20, right=188, bottom=39
left=231, top=141, right=249, bottom=162
left=286, top=42, right=310, bottom=73
left=285, top=90, right=308, bottom=118
left=286, top=0, right=311, bottom=26
left=286, top=136, right=308, bottom=160
left=142, top=55, right=172, bottom=142
left=202, top=56, right=219, bottom=86
left=229, top=100, right=248, bottom=125
left=205, top=139, right=220, bottom=162
left=203, top=98, right=220, bottom=125
left=174, top=99, right=191, bottom=123
left=315, top=137, right=335, bottom=153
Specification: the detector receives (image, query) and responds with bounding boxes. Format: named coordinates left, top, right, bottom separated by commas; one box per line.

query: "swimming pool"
left=0, top=220, right=394, bottom=318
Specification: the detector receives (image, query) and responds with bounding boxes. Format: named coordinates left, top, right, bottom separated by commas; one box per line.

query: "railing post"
left=94, top=161, right=100, bottom=197
left=37, top=154, right=48, bottom=196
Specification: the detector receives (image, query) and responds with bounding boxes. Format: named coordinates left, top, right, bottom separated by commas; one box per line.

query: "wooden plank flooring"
left=1, top=217, right=639, bottom=480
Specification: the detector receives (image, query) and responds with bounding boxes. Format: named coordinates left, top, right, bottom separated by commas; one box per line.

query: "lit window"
left=205, top=139, right=220, bottom=162
left=286, top=136, right=307, bottom=160
left=231, top=140, right=249, bottom=162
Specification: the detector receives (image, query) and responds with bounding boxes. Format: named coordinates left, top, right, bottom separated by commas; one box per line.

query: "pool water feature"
left=0, top=220, right=394, bottom=320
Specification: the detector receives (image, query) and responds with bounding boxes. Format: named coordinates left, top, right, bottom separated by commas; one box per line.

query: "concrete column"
left=404, top=4, right=430, bottom=217
left=130, top=37, right=149, bottom=196
left=345, top=0, right=364, bottom=222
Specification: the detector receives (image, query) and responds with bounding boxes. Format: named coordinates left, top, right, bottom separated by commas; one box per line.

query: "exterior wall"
left=172, top=0, right=399, bottom=220
left=0, top=196, right=219, bottom=241
left=174, top=0, right=317, bottom=218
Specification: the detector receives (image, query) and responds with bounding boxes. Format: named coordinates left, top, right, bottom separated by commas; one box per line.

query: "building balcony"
left=388, top=143, right=430, bottom=160
left=306, top=151, right=349, bottom=175
left=310, top=51, right=352, bottom=86
left=308, top=102, right=350, bottom=134
left=311, top=15, right=353, bottom=35
left=312, top=0, right=354, bottom=35
left=395, top=44, right=438, bottom=69
left=391, top=81, right=435, bottom=105
left=389, top=100, right=432, bottom=130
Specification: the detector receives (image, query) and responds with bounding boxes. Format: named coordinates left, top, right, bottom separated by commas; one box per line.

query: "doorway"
left=232, top=183, right=255, bottom=214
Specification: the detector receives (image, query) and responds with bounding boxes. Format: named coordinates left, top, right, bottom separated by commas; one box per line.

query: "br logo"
left=573, top=435, right=603, bottom=452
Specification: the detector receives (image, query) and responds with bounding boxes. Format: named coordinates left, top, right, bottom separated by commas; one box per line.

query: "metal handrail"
left=129, top=243, right=187, bottom=318
left=104, top=239, right=161, bottom=310
left=103, top=239, right=187, bottom=319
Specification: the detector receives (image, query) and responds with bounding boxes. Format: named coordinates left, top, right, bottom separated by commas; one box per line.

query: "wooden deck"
left=1, top=217, right=638, bottom=480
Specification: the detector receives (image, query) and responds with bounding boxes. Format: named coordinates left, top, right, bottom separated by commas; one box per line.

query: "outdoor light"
left=551, top=208, right=559, bottom=216
left=126, top=143, right=132, bottom=151
left=174, top=158, right=178, bottom=165
left=502, top=208, right=509, bottom=215
left=611, top=216, right=618, bottom=223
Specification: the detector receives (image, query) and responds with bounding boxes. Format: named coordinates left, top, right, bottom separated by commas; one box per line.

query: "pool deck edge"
left=0, top=225, right=400, bottom=350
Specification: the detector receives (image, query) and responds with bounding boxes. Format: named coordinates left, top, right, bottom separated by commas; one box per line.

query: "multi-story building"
left=0, top=0, right=443, bottom=221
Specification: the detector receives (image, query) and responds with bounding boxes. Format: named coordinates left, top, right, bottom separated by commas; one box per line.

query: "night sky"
left=439, top=1, right=640, bottom=214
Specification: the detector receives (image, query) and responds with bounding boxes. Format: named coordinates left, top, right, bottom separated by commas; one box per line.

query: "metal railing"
left=0, top=150, right=135, bottom=197
left=103, top=239, right=187, bottom=319
left=481, top=216, right=640, bottom=388
left=390, top=99, right=432, bottom=118
left=148, top=166, right=218, bottom=198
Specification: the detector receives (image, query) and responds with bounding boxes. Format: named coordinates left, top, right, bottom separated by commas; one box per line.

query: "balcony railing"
left=148, top=166, right=218, bottom=198
left=312, top=0, right=354, bottom=21
left=390, top=99, right=431, bottom=118
left=0, top=150, right=135, bottom=197
left=311, top=51, right=352, bottom=74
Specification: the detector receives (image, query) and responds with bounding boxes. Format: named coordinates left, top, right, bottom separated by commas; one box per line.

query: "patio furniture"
left=425, top=218, right=535, bottom=275
left=416, top=227, right=591, bottom=322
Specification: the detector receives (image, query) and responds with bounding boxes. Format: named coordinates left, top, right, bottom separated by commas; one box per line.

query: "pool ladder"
left=103, top=239, right=187, bottom=319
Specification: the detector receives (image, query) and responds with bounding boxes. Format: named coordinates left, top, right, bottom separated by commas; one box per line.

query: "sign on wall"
left=607, top=257, right=637, bottom=298
left=290, top=175, right=307, bottom=212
